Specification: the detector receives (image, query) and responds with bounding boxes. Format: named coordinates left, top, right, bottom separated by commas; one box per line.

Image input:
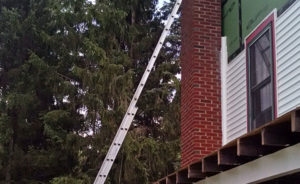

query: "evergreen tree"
left=0, top=0, right=181, bottom=183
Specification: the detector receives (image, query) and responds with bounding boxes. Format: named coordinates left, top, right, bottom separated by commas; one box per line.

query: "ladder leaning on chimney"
left=93, top=1, right=182, bottom=184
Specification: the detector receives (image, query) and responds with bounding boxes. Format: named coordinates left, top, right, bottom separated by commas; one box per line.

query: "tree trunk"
left=5, top=138, right=13, bottom=184
left=6, top=111, right=17, bottom=184
left=131, top=7, right=136, bottom=25
left=130, top=7, right=136, bottom=58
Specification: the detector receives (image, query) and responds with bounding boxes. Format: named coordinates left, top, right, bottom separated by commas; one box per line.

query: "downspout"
left=221, top=37, right=228, bottom=145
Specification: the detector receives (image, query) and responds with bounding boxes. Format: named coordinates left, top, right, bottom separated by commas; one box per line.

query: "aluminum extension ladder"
left=93, top=1, right=182, bottom=183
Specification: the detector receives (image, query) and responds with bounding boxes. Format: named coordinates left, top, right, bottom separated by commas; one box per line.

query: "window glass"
left=250, top=31, right=271, bottom=86
left=248, top=27, right=274, bottom=130
left=251, top=84, right=272, bottom=127
left=260, top=83, right=272, bottom=111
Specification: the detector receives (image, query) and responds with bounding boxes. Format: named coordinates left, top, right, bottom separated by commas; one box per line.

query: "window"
left=246, top=15, right=277, bottom=131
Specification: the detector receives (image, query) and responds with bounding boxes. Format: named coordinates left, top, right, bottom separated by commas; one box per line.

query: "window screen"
left=248, top=26, right=275, bottom=130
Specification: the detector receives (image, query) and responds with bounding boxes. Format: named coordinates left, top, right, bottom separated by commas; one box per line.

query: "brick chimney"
left=180, top=0, right=222, bottom=167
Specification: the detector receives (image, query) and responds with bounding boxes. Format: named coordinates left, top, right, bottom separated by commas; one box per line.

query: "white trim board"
left=196, top=143, right=300, bottom=184
left=221, top=37, right=228, bottom=145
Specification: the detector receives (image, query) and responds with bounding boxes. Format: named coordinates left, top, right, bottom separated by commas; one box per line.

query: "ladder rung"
left=93, top=0, right=182, bottom=183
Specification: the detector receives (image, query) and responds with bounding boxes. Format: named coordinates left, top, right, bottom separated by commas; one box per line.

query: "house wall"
left=224, top=0, right=300, bottom=143
left=225, top=51, right=247, bottom=142
left=276, top=1, right=300, bottom=116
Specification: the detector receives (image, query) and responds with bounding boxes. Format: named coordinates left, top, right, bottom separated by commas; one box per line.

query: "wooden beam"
left=176, top=169, right=190, bottom=184
left=218, top=146, right=240, bottom=166
left=159, top=178, right=166, bottom=184
left=237, top=134, right=278, bottom=157
left=238, top=134, right=264, bottom=157
left=291, top=110, right=300, bottom=132
left=166, top=174, right=176, bottom=184
left=262, top=122, right=291, bottom=146
left=188, top=162, right=206, bottom=179
left=176, top=169, right=198, bottom=184
left=202, top=155, right=221, bottom=173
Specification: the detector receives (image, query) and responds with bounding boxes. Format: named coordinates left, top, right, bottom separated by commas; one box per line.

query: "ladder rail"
left=94, top=1, right=182, bottom=183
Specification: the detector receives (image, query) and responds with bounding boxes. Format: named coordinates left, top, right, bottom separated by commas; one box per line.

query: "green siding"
left=222, top=0, right=240, bottom=56
left=222, top=0, right=290, bottom=58
left=241, top=0, right=288, bottom=39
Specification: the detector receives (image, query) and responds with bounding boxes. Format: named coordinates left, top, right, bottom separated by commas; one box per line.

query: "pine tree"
left=0, top=0, right=181, bottom=183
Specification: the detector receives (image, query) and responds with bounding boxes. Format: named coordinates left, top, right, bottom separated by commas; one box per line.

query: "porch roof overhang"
left=154, top=108, right=300, bottom=184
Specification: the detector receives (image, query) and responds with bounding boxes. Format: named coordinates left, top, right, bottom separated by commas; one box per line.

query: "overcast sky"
left=87, top=0, right=168, bottom=9
left=158, top=0, right=168, bottom=8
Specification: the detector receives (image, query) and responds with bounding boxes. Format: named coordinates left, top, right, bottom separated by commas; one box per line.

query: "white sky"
left=158, top=0, right=169, bottom=8
left=87, top=0, right=168, bottom=9
left=87, top=0, right=95, bottom=4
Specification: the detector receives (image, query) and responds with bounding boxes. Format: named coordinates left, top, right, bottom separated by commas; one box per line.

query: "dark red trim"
left=246, top=48, right=249, bottom=132
left=245, top=12, right=278, bottom=131
left=245, top=14, right=275, bottom=43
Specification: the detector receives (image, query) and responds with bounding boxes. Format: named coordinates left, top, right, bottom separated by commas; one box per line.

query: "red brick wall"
left=180, top=0, right=222, bottom=167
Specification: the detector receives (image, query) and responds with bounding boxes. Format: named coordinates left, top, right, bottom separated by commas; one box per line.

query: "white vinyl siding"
left=226, top=51, right=247, bottom=142
left=224, top=0, right=300, bottom=143
left=276, top=0, right=300, bottom=116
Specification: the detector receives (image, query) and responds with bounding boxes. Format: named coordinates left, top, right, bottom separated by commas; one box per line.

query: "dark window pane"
left=248, top=27, right=274, bottom=130
left=260, top=83, right=272, bottom=111
left=252, top=83, right=272, bottom=121
left=258, top=31, right=270, bottom=50
left=255, top=107, right=272, bottom=128
left=249, top=30, right=271, bottom=86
